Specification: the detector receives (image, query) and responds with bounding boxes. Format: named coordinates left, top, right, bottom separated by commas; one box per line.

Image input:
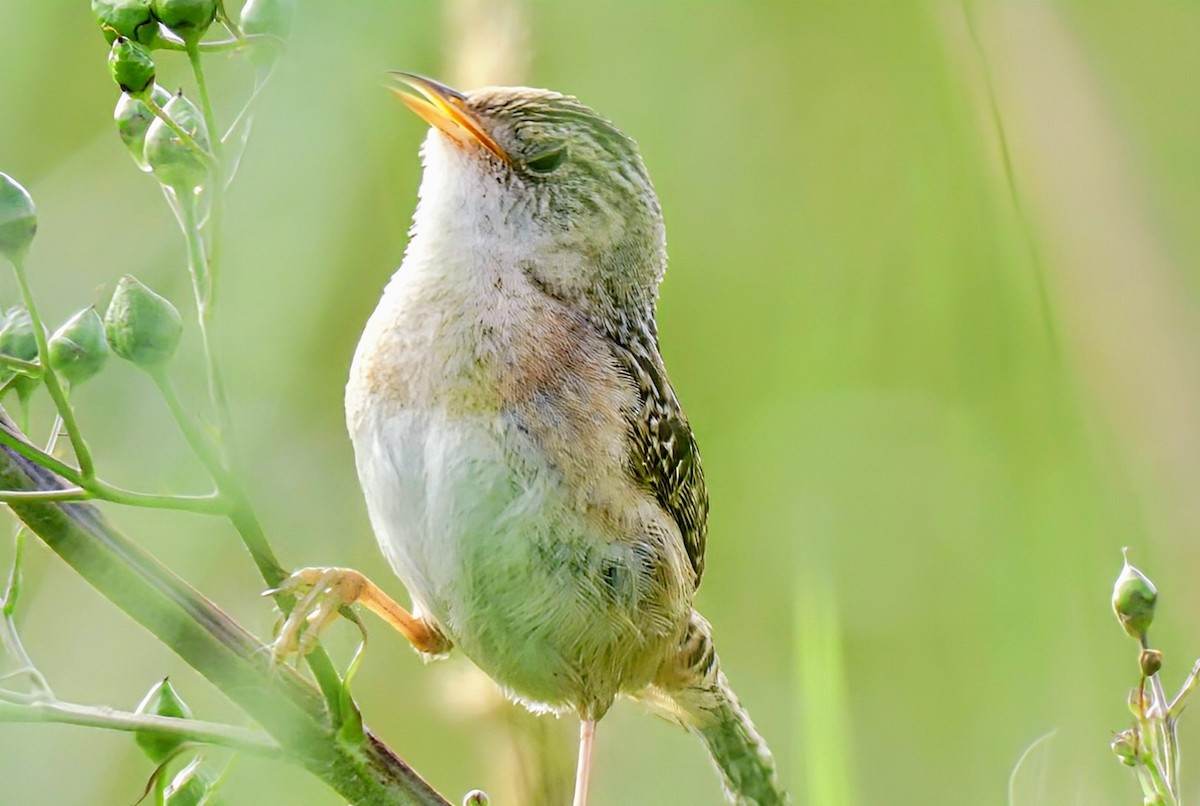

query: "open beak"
left=387, top=72, right=510, bottom=165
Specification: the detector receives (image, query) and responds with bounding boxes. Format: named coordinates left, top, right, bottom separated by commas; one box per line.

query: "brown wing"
left=609, top=321, right=709, bottom=585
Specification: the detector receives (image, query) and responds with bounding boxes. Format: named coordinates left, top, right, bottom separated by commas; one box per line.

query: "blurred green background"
left=2, top=1, right=1199, bottom=803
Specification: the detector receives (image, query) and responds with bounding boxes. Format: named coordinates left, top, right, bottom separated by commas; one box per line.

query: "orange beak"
left=387, top=72, right=510, bottom=165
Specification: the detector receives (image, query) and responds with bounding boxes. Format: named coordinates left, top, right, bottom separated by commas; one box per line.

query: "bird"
left=271, top=72, right=786, bottom=806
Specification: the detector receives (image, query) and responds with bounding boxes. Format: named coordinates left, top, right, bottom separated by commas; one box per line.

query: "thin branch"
left=0, top=355, right=41, bottom=377
left=88, top=481, right=228, bottom=515
left=0, top=697, right=282, bottom=758
left=10, top=255, right=95, bottom=479
left=0, top=424, right=81, bottom=485
left=0, top=409, right=450, bottom=805
left=0, top=487, right=87, bottom=502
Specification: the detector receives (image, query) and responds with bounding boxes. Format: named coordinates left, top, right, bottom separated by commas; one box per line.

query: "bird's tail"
left=640, top=613, right=788, bottom=805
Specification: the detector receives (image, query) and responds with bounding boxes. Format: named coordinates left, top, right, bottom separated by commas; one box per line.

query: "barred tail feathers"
left=643, top=613, right=787, bottom=805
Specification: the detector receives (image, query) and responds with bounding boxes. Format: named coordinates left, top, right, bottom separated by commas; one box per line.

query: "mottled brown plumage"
left=273, top=74, right=785, bottom=806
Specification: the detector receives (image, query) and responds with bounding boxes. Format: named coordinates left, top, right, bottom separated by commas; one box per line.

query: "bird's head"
left=390, top=73, right=666, bottom=332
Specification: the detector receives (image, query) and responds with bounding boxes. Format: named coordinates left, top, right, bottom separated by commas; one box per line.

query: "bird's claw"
left=265, top=567, right=363, bottom=667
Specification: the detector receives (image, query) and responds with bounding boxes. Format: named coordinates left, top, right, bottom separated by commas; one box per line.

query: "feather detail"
left=641, top=613, right=788, bottom=805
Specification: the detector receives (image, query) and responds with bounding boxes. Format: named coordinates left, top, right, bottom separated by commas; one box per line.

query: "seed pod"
left=240, top=0, right=296, bottom=66
left=240, top=0, right=296, bottom=39
left=163, top=757, right=210, bottom=805
left=1113, top=548, right=1157, bottom=642
left=0, top=307, right=41, bottom=402
left=134, top=677, right=192, bottom=762
left=92, top=0, right=158, bottom=45
left=104, top=275, right=182, bottom=369
left=108, top=36, right=156, bottom=96
left=1111, top=729, right=1138, bottom=767
left=48, top=308, right=109, bottom=387
left=143, top=92, right=211, bottom=192
left=114, top=86, right=172, bottom=171
left=1139, top=648, right=1163, bottom=678
left=0, top=307, right=38, bottom=365
left=150, top=0, right=217, bottom=44
left=0, top=173, right=37, bottom=264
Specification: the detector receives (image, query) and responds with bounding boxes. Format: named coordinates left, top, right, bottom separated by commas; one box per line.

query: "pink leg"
left=572, top=718, right=596, bottom=806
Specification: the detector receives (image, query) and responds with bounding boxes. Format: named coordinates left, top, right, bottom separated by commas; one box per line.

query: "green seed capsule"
left=0, top=307, right=41, bottom=402
left=134, top=678, right=192, bottom=762
left=92, top=0, right=158, bottom=45
left=109, top=36, right=156, bottom=96
left=48, top=308, right=109, bottom=387
left=1139, top=648, right=1163, bottom=678
left=1111, top=728, right=1138, bottom=767
left=0, top=307, right=38, bottom=365
left=143, top=92, right=211, bottom=191
left=105, top=275, right=183, bottom=369
left=114, top=86, right=172, bottom=171
left=151, top=0, right=217, bottom=44
left=240, top=0, right=296, bottom=66
left=1113, top=548, right=1157, bottom=642
left=0, top=173, right=37, bottom=264
left=240, top=0, right=296, bottom=38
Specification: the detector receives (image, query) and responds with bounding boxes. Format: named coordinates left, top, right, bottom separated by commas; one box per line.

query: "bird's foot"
left=265, top=566, right=367, bottom=666
left=265, top=566, right=450, bottom=666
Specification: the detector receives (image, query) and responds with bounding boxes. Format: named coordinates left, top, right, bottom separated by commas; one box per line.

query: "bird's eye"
left=525, top=146, right=567, bottom=174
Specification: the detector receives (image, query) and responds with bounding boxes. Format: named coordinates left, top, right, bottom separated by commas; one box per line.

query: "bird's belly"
left=353, top=407, right=676, bottom=713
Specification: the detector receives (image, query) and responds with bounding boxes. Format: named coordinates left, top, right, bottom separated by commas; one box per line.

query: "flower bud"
left=240, top=0, right=296, bottom=66
left=151, top=0, right=217, bottom=44
left=105, top=275, right=182, bottom=368
left=1140, top=648, right=1163, bottom=678
left=114, top=86, right=172, bottom=171
left=240, top=0, right=296, bottom=39
left=1111, top=728, right=1138, bottom=767
left=108, top=36, right=156, bottom=96
left=0, top=307, right=40, bottom=402
left=0, top=173, right=37, bottom=264
left=48, top=308, right=109, bottom=387
left=1113, top=548, right=1157, bottom=642
left=92, top=0, right=158, bottom=45
left=143, top=92, right=211, bottom=192
left=134, top=677, right=192, bottom=762
left=0, top=307, right=39, bottom=364
left=164, top=757, right=210, bottom=805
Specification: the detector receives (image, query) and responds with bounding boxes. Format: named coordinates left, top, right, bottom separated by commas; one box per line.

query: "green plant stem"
left=9, top=256, right=94, bottom=480
left=184, top=40, right=223, bottom=309
left=176, top=195, right=235, bottom=466
left=1169, top=659, right=1200, bottom=715
left=960, top=2, right=1062, bottom=359
left=224, top=497, right=354, bottom=727
left=0, top=697, right=281, bottom=757
left=88, top=481, right=228, bottom=515
left=0, top=488, right=87, bottom=502
left=181, top=51, right=236, bottom=459
left=0, top=418, right=81, bottom=483
left=149, top=369, right=348, bottom=720
left=145, top=96, right=219, bottom=174
left=0, top=419, right=450, bottom=805
left=0, top=424, right=225, bottom=515
left=0, top=355, right=41, bottom=377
